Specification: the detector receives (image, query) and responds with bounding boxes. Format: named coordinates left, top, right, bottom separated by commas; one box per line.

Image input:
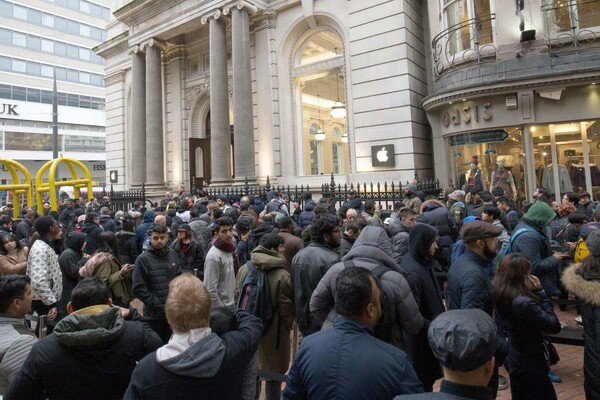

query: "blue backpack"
left=237, top=261, right=278, bottom=336
left=498, top=226, right=545, bottom=261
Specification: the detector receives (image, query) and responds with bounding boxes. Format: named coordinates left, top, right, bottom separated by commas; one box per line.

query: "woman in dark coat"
left=562, top=230, right=600, bottom=399
left=57, top=232, right=87, bottom=318
left=400, top=223, right=444, bottom=391
left=493, top=253, right=562, bottom=400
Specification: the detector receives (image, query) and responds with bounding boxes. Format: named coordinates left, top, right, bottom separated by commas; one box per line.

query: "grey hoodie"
left=156, top=332, right=225, bottom=378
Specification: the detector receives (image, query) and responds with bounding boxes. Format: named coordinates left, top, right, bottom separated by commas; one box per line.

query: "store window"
left=294, top=30, right=349, bottom=176
left=449, top=128, right=526, bottom=202
left=442, top=0, right=493, bottom=54
left=532, top=121, right=600, bottom=200
left=551, top=0, right=600, bottom=32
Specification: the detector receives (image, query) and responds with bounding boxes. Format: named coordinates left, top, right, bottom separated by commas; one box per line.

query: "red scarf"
left=213, top=237, right=241, bottom=274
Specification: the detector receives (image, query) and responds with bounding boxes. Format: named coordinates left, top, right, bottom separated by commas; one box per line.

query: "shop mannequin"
left=462, top=156, right=486, bottom=194
left=491, top=159, right=517, bottom=201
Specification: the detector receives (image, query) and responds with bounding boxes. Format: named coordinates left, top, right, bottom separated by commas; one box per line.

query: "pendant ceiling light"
left=315, top=94, right=326, bottom=141
left=330, top=72, right=346, bottom=119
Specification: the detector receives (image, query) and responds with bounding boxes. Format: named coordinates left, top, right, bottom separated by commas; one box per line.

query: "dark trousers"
left=147, top=318, right=172, bottom=344
left=509, top=371, right=557, bottom=400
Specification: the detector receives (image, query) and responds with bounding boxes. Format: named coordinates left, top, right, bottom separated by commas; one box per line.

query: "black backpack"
left=343, top=260, right=393, bottom=342
left=237, top=261, right=277, bottom=336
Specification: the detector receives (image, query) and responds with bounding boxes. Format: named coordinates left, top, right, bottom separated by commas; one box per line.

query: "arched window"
left=294, top=29, right=349, bottom=176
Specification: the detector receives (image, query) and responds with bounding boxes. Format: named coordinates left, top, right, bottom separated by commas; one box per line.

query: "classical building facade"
left=0, top=0, right=110, bottom=206
left=95, top=0, right=432, bottom=191
left=423, top=0, right=600, bottom=203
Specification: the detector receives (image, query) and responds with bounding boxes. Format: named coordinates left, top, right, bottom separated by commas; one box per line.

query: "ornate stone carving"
left=201, top=9, right=222, bottom=25
left=162, top=45, right=187, bottom=63
left=250, top=10, right=277, bottom=32
left=223, top=0, right=258, bottom=16
left=292, top=56, right=344, bottom=78
left=185, top=76, right=210, bottom=109
left=104, top=71, right=126, bottom=86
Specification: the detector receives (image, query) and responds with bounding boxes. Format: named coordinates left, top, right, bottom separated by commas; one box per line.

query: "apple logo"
left=377, top=147, right=389, bottom=163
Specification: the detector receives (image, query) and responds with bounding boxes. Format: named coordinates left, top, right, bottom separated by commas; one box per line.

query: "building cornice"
left=104, top=71, right=126, bottom=86
left=93, top=31, right=129, bottom=58
left=422, top=73, right=600, bottom=111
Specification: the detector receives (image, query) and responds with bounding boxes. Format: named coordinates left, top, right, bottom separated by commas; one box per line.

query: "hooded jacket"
left=132, top=246, right=181, bottom=319
left=235, top=246, right=295, bottom=374
left=80, top=252, right=134, bottom=307
left=99, top=214, right=117, bottom=233
left=124, top=310, right=262, bottom=400
left=135, top=211, right=155, bottom=252
left=0, top=315, right=37, bottom=394
left=82, top=221, right=103, bottom=255
left=58, top=232, right=87, bottom=316
left=400, top=224, right=445, bottom=387
left=297, top=201, right=315, bottom=229
left=562, top=264, right=600, bottom=399
left=417, top=200, right=458, bottom=243
left=115, top=230, right=139, bottom=265
left=310, top=226, right=423, bottom=350
left=6, top=306, right=162, bottom=400
left=512, top=202, right=561, bottom=296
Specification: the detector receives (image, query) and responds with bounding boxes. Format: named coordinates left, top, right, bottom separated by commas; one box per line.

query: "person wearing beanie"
left=562, top=230, right=600, bottom=399
left=447, top=190, right=466, bottom=226
left=403, top=183, right=422, bottom=214
left=511, top=201, right=568, bottom=297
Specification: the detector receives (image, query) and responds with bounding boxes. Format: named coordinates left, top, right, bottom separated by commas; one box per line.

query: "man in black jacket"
left=292, top=213, right=341, bottom=336
left=124, top=274, right=262, bottom=400
left=6, top=277, right=162, bottom=400
left=401, top=223, right=445, bottom=391
left=132, top=223, right=181, bottom=343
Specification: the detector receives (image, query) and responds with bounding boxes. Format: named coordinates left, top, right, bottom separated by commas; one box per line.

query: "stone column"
left=131, top=46, right=146, bottom=186
left=226, top=2, right=257, bottom=182
left=145, top=39, right=165, bottom=186
left=203, top=10, right=232, bottom=184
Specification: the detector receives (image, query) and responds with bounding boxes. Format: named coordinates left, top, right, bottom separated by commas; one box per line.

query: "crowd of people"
left=0, top=184, right=599, bottom=400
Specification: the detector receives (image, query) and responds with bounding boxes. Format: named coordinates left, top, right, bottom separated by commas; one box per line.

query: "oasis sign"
left=441, top=103, right=491, bottom=128
left=0, top=104, right=18, bottom=115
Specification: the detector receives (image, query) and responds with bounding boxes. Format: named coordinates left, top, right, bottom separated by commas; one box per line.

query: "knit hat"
left=586, top=230, right=600, bottom=257
left=448, top=190, right=466, bottom=202
left=406, top=183, right=418, bottom=193
left=524, top=201, right=556, bottom=228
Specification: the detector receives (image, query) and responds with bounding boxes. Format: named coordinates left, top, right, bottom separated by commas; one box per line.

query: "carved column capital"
left=104, top=70, right=126, bottom=86
left=201, top=8, right=222, bottom=25
left=223, top=0, right=258, bottom=16
left=250, top=10, right=277, bottom=32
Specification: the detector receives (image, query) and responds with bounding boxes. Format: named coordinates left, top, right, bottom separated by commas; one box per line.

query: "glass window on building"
left=550, top=0, right=600, bottom=32
left=28, top=36, right=41, bottom=51
left=12, top=4, right=26, bottom=20
left=64, top=135, right=105, bottom=152
left=12, top=32, right=25, bottom=47
left=80, top=0, right=90, bottom=14
left=42, top=13, right=54, bottom=27
left=67, top=20, right=78, bottom=35
left=66, top=69, right=78, bottom=83
left=67, top=44, right=79, bottom=59
left=12, top=86, right=26, bottom=101
left=55, top=67, right=67, bottom=81
left=26, top=88, right=41, bottom=102
left=26, top=61, right=41, bottom=76
left=79, top=24, right=91, bottom=37
left=79, top=48, right=91, bottom=61
left=5, top=132, right=53, bottom=151
left=55, top=42, right=67, bottom=56
left=41, top=65, right=54, bottom=77
left=442, top=0, right=492, bottom=54
left=0, top=1, right=12, bottom=18
left=12, top=59, right=26, bottom=73
left=449, top=128, right=526, bottom=203
left=0, top=56, right=10, bottom=71
left=42, top=39, right=54, bottom=53
left=55, top=16, right=67, bottom=32
left=0, top=84, right=10, bottom=99
left=0, top=28, right=9, bottom=43
left=295, top=30, right=348, bottom=176
left=28, top=8, right=41, bottom=25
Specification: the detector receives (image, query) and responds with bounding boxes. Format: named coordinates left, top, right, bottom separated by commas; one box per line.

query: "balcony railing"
left=431, top=14, right=496, bottom=81
left=541, top=0, right=600, bottom=55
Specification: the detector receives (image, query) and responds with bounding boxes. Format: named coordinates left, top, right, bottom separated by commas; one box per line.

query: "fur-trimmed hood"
left=79, top=252, right=117, bottom=278
left=420, top=199, right=445, bottom=214
left=562, top=263, right=600, bottom=307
